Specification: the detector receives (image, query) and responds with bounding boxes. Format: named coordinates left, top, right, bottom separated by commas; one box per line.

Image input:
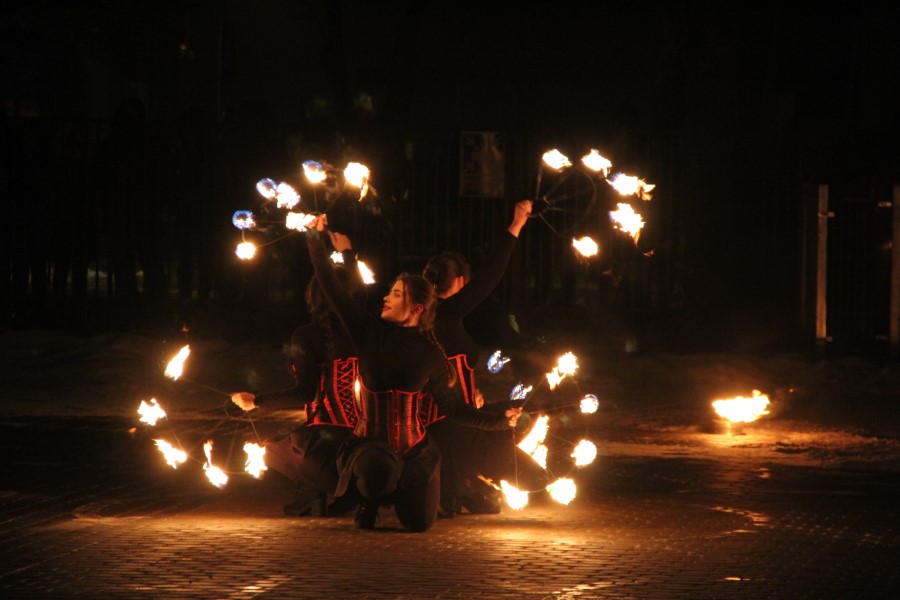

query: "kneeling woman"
left=305, top=216, right=521, bottom=532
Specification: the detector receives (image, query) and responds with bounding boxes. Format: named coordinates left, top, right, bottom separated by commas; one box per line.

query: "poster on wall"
left=460, top=131, right=506, bottom=198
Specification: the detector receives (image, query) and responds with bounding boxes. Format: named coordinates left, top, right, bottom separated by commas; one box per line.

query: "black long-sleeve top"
left=423, top=230, right=518, bottom=421
left=306, top=229, right=510, bottom=454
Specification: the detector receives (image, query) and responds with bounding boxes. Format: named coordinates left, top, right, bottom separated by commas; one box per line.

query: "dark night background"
left=3, top=1, right=900, bottom=356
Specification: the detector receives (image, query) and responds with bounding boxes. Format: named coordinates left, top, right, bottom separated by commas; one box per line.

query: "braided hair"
left=393, top=272, right=457, bottom=387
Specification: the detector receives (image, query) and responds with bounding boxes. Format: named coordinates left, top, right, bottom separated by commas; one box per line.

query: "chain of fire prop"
left=131, top=149, right=773, bottom=508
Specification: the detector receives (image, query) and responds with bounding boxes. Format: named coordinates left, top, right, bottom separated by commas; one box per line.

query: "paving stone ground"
left=1, top=415, right=898, bottom=599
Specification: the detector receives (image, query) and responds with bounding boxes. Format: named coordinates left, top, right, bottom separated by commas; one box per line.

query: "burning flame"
left=343, top=162, right=370, bottom=199
left=154, top=439, right=187, bottom=468
left=609, top=203, right=645, bottom=242
left=581, top=149, right=612, bottom=177
left=571, top=439, right=597, bottom=466
left=232, top=210, right=255, bottom=230
left=243, top=442, right=267, bottom=478
left=486, top=350, right=511, bottom=374
left=235, top=241, right=257, bottom=260
left=546, top=352, right=578, bottom=390
left=509, top=382, right=533, bottom=401
left=137, top=398, right=167, bottom=426
left=164, top=345, right=191, bottom=380
left=546, top=477, right=576, bottom=505
left=285, top=211, right=315, bottom=232
left=712, top=390, right=771, bottom=424
left=518, top=414, right=550, bottom=468
left=542, top=149, right=571, bottom=170
left=500, top=480, right=529, bottom=510
left=203, top=440, right=228, bottom=488
left=357, top=260, right=375, bottom=285
left=572, top=236, right=598, bottom=258
left=580, top=394, right=599, bottom=414
left=256, top=178, right=278, bottom=199
left=607, top=172, right=655, bottom=200
left=303, top=160, right=327, bottom=184
left=275, top=182, right=300, bottom=209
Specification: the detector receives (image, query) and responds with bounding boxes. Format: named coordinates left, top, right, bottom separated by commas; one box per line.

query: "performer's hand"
left=504, top=406, right=523, bottom=427
left=509, top=200, right=533, bottom=237
left=231, top=392, right=257, bottom=412
left=311, top=214, right=327, bottom=232
left=473, top=388, right=485, bottom=409
left=329, top=230, right=353, bottom=252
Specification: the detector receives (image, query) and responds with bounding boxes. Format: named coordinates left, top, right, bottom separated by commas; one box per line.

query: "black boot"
left=354, top=501, right=379, bottom=529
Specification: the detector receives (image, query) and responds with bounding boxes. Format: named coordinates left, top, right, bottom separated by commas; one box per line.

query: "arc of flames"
left=517, top=413, right=550, bottom=469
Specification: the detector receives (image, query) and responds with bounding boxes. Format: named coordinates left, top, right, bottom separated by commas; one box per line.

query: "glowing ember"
left=572, top=236, right=599, bottom=258
left=712, top=390, right=771, bottom=423
left=235, top=241, right=257, bottom=260
left=571, top=439, right=597, bottom=466
left=330, top=251, right=344, bottom=264
left=203, top=440, right=228, bottom=488
left=546, top=477, right=576, bottom=505
left=542, top=149, right=571, bottom=170
left=275, top=182, right=300, bottom=209
left=518, top=414, right=550, bottom=468
left=500, top=480, right=529, bottom=510
left=137, top=398, right=166, bottom=426
left=164, top=345, right=191, bottom=380
left=231, top=210, right=255, bottom=230
left=303, top=160, right=327, bottom=184
left=609, top=203, right=645, bottom=242
left=607, top=172, right=655, bottom=200
left=285, top=211, right=315, bottom=231
left=154, top=439, right=187, bottom=468
left=243, top=442, right=267, bottom=478
left=581, top=149, right=612, bottom=177
left=486, top=350, right=511, bottom=374
left=580, top=394, right=599, bottom=414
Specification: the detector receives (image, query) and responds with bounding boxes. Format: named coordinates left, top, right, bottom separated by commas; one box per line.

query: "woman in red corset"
left=230, top=255, right=363, bottom=517
left=306, top=215, right=522, bottom=532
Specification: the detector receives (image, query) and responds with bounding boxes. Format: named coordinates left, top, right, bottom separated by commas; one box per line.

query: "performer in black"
left=231, top=253, right=364, bottom=516
left=422, top=199, right=547, bottom=517
left=305, top=215, right=522, bottom=532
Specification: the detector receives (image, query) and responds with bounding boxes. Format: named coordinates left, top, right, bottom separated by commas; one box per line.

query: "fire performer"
left=230, top=256, right=364, bottom=517
left=306, top=215, right=522, bottom=532
left=421, top=199, right=547, bottom=517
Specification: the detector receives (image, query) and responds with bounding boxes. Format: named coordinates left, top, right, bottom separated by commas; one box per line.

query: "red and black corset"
left=420, top=354, right=477, bottom=426
left=354, top=384, right=427, bottom=454
left=307, top=357, right=360, bottom=427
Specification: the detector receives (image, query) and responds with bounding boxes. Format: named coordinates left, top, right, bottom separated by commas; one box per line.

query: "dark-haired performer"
left=231, top=255, right=363, bottom=517
left=422, top=199, right=547, bottom=517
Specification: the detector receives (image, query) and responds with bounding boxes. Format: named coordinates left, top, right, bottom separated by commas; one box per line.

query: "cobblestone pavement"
left=1, top=415, right=898, bottom=599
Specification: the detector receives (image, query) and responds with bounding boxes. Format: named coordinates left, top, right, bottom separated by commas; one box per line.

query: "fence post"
left=815, top=184, right=830, bottom=353
left=891, top=184, right=900, bottom=359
